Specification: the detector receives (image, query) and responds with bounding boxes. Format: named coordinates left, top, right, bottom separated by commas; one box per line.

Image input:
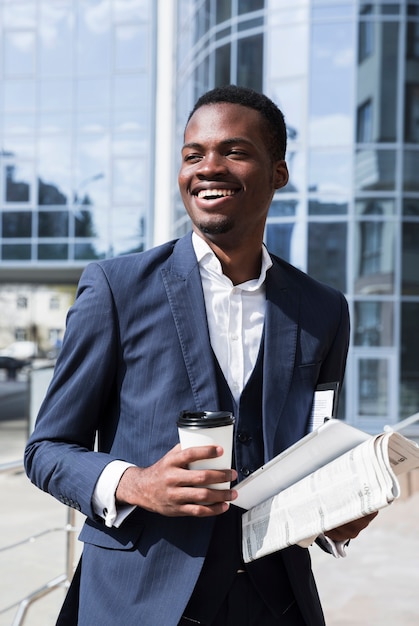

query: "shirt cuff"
left=92, top=460, right=136, bottom=528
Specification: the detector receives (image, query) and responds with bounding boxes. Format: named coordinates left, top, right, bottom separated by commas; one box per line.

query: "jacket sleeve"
left=24, top=262, right=124, bottom=520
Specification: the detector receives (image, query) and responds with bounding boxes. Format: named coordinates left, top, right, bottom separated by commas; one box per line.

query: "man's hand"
left=115, top=444, right=237, bottom=517
left=325, top=511, right=379, bottom=542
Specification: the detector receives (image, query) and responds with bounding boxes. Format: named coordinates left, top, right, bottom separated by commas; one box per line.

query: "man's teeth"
left=197, top=189, right=236, bottom=199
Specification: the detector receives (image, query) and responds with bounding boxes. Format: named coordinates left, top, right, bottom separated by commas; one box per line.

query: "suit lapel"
left=262, top=259, right=300, bottom=460
left=161, top=234, right=220, bottom=411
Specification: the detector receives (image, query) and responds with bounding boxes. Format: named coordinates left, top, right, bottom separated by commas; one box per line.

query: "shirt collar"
left=191, top=231, right=272, bottom=289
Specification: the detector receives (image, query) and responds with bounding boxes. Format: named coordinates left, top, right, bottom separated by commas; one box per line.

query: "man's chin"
left=197, top=220, right=233, bottom=237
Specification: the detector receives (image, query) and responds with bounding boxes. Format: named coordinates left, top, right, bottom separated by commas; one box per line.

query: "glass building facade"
left=174, top=0, right=419, bottom=431
left=0, top=0, right=418, bottom=433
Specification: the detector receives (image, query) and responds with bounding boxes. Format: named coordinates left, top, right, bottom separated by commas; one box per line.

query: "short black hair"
left=187, top=85, right=287, bottom=161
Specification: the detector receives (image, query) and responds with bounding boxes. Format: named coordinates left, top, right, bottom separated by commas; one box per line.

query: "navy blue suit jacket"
left=25, top=232, right=349, bottom=625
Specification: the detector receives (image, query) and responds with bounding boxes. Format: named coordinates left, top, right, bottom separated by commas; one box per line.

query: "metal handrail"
left=0, top=461, right=79, bottom=626
left=384, top=412, right=419, bottom=433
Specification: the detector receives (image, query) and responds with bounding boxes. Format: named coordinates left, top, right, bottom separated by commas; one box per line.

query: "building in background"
left=1, top=0, right=418, bottom=432
left=173, top=0, right=419, bottom=431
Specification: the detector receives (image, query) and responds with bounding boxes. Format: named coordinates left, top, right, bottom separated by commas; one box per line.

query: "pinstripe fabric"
left=25, top=232, right=349, bottom=626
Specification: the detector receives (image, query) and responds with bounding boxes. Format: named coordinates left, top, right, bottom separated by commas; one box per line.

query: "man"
left=25, top=85, right=376, bottom=625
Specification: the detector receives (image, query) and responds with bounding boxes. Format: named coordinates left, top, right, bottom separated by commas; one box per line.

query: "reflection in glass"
left=358, top=358, right=388, bottom=416
left=5, top=165, right=31, bottom=203
left=215, top=44, right=231, bottom=86
left=38, top=211, right=69, bottom=237
left=39, top=1, right=73, bottom=76
left=2, top=212, right=32, bottom=237
left=401, top=303, right=419, bottom=418
left=403, top=198, right=419, bottom=215
left=355, top=198, right=395, bottom=216
left=237, top=35, right=263, bottom=92
left=265, top=223, right=294, bottom=263
left=308, top=199, right=348, bottom=215
left=354, top=220, right=395, bottom=295
left=38, top=243, right=68, bottom=260
left=358, top=6, right=373, bottom=63
left=38, top=178, right=67, bottom=205
left=111, top=208, right=146, bottom=256
left=2, top=113, right=36, bottom=134
left=402, top=222, right=419, bottom=295
left=309, top=22, right=354, bottom=118
left=356, top=100, right=372, bottom=142
left=3, top=80, right=36, bottom=110
left=404, top=85, right=419, bottom=142
left=77, top=2, right=111, bottom=75
left=75, top=210, right=97, bottom=238
left=354, top=301, right=393, bottom=346
left=308, top=151, right=351, bottom=194
left=74, top=242, right=100, bottom=261
left=2, top=245, right=31, bottom=260
left=308, top=222, right=347, bottom=291
left=238, top=0, right=264, bottom=14
left=4, top=30, right=36, bottom=77
left=112, top=159, right=145, bottom=204
left=403, top=149, right=419, bottom=190
left=40, top=80, right=73, bottom=110
left=77, top=78, right=111, bottom=109
left=113, top=75, right=148, bottom=110
left=269, top=200, right=297, bottom=217
left=114, top=24, right=148, bottom=71
left=355, top=149, right=396, bottom=190
left=216, top=0, right=231, bottom=24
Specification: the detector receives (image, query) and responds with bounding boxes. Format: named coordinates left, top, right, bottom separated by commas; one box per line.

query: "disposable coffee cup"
left=177, top=411, right=235, bottom=489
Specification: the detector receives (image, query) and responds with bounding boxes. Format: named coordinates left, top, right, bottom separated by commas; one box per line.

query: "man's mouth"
left=196, top=188, right=238, bottom=200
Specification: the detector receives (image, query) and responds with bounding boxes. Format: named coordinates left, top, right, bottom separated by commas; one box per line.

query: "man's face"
left=178, top=103, right=288, bottom=247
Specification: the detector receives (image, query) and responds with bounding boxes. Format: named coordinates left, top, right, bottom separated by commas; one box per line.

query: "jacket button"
left=237, top=431, right=250, bottom=443
left=240, top=467, right=251, bottom=477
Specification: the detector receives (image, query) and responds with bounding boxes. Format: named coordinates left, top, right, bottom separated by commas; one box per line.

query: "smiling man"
left=25, top=86, right=376, bottom=626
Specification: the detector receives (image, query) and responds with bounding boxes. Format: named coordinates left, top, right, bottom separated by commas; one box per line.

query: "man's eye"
left=227, top=150, right=246, bottom=158
left=184, top=154, right=201, bottom=162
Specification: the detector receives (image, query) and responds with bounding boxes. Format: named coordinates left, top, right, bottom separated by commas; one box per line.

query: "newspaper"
left=241, top=430, right=419, bottom=563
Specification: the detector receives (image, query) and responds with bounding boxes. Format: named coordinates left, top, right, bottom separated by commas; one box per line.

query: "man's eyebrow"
left=182, top=137, right=253, bottom=150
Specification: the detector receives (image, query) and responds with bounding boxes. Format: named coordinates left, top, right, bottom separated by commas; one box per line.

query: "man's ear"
left=273, top=160, right=289, bottom=190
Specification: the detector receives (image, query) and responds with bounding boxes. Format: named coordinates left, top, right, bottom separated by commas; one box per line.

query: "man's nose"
left=196, top=152, right=227, bottom=178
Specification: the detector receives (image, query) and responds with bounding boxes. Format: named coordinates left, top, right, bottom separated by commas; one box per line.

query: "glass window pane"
left=403, top=198, right=419, bottom=215
left=111, top=207, right=145, bottom=256
left=112, top=159, right=145, bottom=204
left=2, top=211, right=32, bottom=237
left=354, top=220, right=395, bottom=294
left=268, top=200, right=297, bottom=218
left=39, top=1, right=74, bottom=76
left=308, top=222, right=347, bottom=292
left=216, top=0, right=231, bottom=23
left=402, top=222, right=419, bottom=295
left=355, top=198, right=395, bottom=216
left=2, top=113, right=36, bottom=135
left=308, top=150, right=351, bottom=194
left=238, top=0, right=264, bottom=14
left=404, top=84, right=419, bottom=143
left=265, top=223, right=295, bottom=264
left=114, top=24, right=149, bottom=72
left=3, top=80, right=36, bottom=111
left=113, top=75, right=148, bottom=110
left=3, top=30, right=36, bottom=77
left=308, top=199, right=348, bottom=215
left=75, top=210, right=97, bottom=238
left=3, top=3, right=37, bottom=28
left=401, top=303, right=419, bottom=418
left=4, top=163, right=32, bottom=203
left=77, top=78, right=111, bottom=109
left=404, top=149, right=419, bottom=190
left=77, top=1, right=111, bottom=75
left=355, top=149, right=396, bottom=191
left=74, top=242, right=100, bottom=260
left=215, top=43, right=231, bottom=86
left=237, top=35, right=263, bottom=92
left=2, top=244, right=31, bottom=260
left=38, top=138, right=72, bottom=203
left=38, top=243, right=68, bottom=260
left=358, top=358, right=388, bottom=416
left=354, top=301, right=393, bottom=346
left=40, top=80, right=73, bottom=110
left=309, top=21, right=354, bottom=145
left=38, top=211, right=69, bottom=237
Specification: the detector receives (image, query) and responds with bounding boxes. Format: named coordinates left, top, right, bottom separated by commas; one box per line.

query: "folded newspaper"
left=233, top=419, right=419, bottom=563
